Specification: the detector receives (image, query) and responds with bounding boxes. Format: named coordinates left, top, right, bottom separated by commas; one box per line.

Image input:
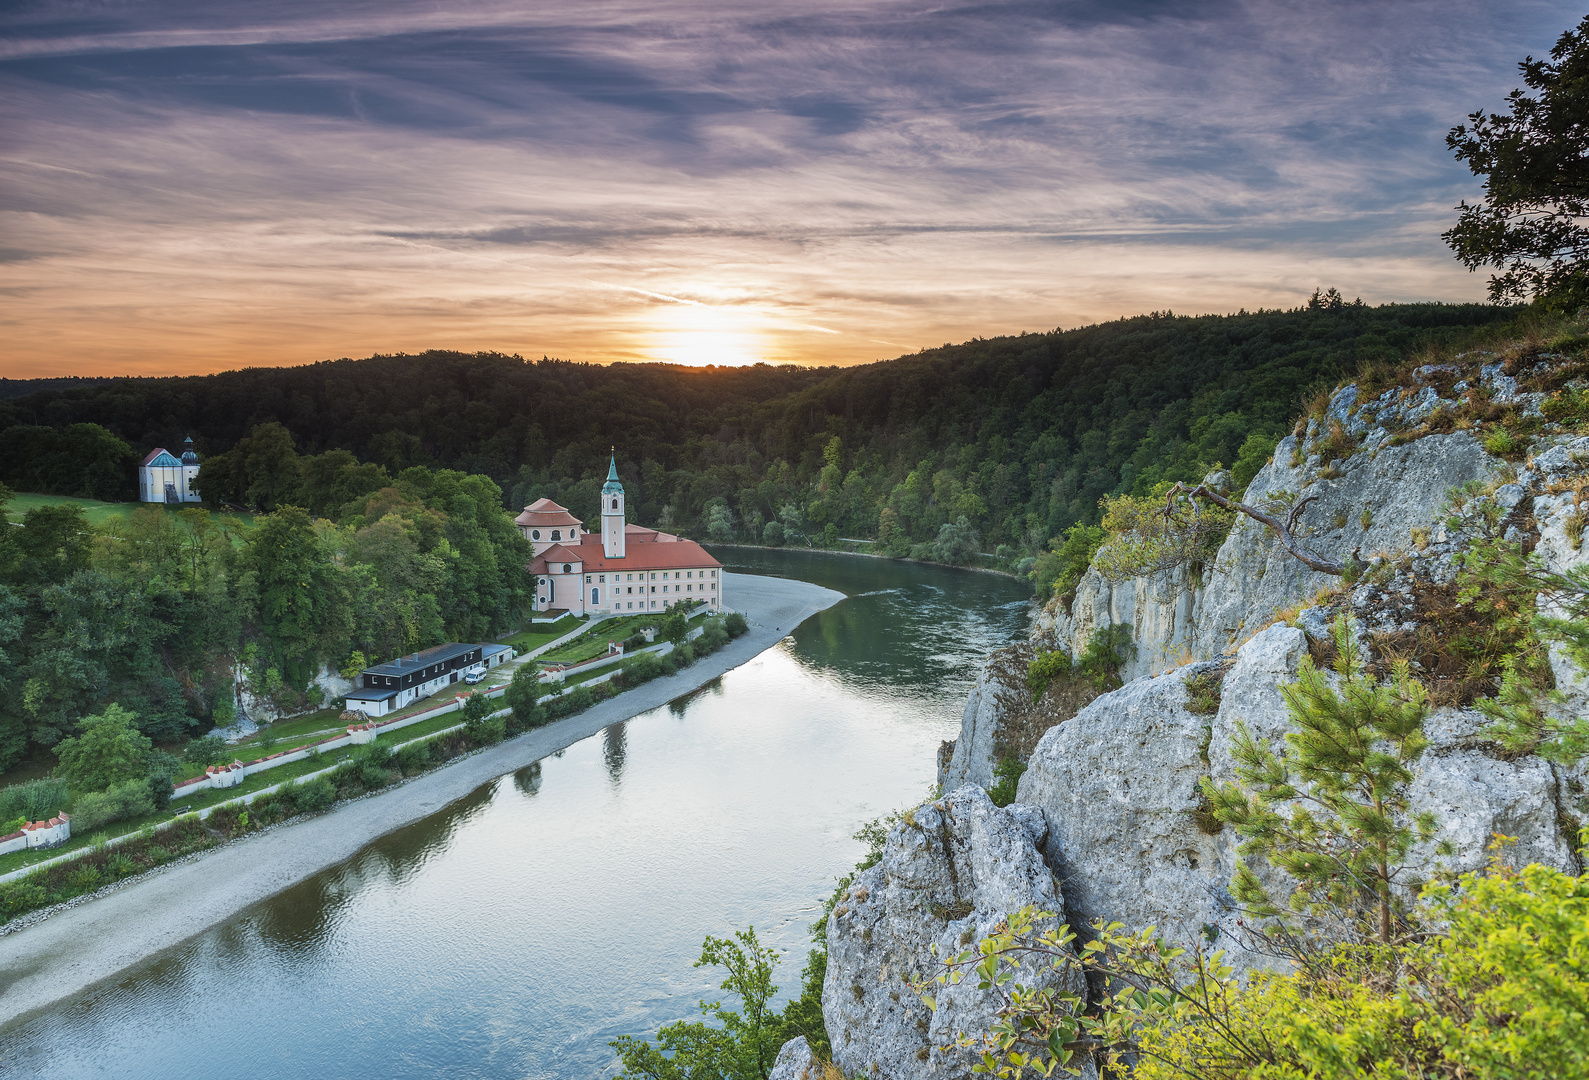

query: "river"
left=0, top=550, right=1031, bottom=1079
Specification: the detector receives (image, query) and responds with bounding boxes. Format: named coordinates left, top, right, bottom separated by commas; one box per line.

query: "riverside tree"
left=504, top=663, right=543, bottom=727
left=611, top=927, right=786, bottom=1080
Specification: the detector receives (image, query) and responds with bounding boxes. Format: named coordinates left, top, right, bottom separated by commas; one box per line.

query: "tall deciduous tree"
left=52, top=703, right=152, bottom=793
left=1445, top=15, right=1589, bottom=308
left=247, top=506, right=350, bottom=679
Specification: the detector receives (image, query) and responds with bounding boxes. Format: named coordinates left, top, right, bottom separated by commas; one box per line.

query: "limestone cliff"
left=813, top=352, right=1589, bottom=1073
left=821, top=786, right=1084, bottom=1080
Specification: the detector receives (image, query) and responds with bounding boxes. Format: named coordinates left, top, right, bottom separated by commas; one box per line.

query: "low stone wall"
left=171, top=685, right=512, bottom=799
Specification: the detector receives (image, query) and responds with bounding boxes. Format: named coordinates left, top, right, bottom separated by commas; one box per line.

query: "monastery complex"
left=518, top=457, right=723, bottom=617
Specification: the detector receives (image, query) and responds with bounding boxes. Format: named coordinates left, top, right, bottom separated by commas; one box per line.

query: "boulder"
left=824, top=785, right=1083, bottom=1080
left=769, top=1036, right=838, bottom=1080
left=1015, top=622, right=1582, bottom=973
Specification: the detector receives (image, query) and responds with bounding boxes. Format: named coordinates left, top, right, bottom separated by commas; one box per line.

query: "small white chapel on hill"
left=138, top=436, right=201, bottom=504
left=519, top=457, right=723, bottom=616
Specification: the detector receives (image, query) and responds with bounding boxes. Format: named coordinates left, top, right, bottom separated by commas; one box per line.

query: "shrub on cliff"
left=923, top=854, right=1589, bottom=1080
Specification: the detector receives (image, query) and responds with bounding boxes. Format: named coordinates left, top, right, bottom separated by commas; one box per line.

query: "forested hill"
left=1, top=302, right=1517, bottom=562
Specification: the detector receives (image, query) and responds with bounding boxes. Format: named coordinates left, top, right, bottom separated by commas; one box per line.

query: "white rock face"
left=940, top=666, right=1005, bottom=791
left=823, top=785, right=1083, bottom=1080
left=1017, top=660, right=1229, bottom=961
left=1042, top=431, right=1500, bottom=682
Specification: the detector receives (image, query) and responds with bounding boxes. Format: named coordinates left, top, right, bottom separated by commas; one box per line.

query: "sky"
left=0, top=0, right=1581, bottom=377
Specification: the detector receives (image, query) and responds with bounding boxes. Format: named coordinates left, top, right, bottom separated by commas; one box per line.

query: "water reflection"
left=514, top=761, right=543, bottom=799
left=0, top=551, right=1032, bottom=1080
left=603, top=722, right=628, bottom=785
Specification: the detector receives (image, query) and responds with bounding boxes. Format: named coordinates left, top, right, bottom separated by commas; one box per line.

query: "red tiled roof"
left=529, top=533, right=720, bottom=574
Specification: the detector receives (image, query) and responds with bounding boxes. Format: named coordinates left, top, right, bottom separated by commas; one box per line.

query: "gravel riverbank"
left=0, top=571, right=843, bottom=1026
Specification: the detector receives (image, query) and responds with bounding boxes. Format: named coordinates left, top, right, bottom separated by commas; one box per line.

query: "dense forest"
left=1, top=300, right=1518, bottom=566
left=0, top=299, right=1529, bottom=772
left=0, top=469, right=531, bottom=771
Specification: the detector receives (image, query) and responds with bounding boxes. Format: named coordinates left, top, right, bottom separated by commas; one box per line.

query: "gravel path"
left=0, top=571, right=843, bottom=1026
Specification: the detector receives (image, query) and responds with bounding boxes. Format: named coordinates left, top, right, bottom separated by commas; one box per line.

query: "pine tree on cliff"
left=1203, top=617, right=1442, bottom=944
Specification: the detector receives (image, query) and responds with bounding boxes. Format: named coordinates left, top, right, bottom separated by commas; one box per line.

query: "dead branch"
left=1164, top=483, right=1345, bottom=576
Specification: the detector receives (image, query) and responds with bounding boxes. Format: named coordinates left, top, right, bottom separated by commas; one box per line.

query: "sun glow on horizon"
left=644, top=301, right=772, bottom=367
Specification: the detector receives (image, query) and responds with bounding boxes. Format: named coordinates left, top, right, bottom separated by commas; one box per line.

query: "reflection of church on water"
left=603, top=722, right=627, bottom=787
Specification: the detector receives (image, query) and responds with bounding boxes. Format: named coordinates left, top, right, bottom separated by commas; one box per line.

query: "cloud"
left=0, top=0, right=1579, bottom=375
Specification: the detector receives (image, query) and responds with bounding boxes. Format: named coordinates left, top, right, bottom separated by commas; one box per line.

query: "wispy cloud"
left=0, top=0, right=1578, bottom=375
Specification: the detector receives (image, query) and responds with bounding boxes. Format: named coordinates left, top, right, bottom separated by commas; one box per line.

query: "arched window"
left=551, top=529, right=561, bottom=540
left=611, top=497, right=618, bottom=510
left=591, top=588, right=600, bottom=605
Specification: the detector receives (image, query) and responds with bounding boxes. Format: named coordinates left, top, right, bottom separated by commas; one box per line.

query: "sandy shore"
left=0, top=571, right=843, bottom=1026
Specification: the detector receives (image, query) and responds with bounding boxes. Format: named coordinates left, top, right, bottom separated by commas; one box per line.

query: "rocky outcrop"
left=1015, top=622, right=1580, bottom=973
left=822, top=786, right=1082, bottom=1080
left=840, top=355, right=1589, bottom=1073
left=939, top=645, right=1104, bottom=793
left=939, top=664, right=1009, bottom=791
left=1042, top=430, right=1500, bottom=682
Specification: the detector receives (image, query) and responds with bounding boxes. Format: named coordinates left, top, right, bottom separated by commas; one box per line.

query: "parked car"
left=462, top=670, right=485, bottom=685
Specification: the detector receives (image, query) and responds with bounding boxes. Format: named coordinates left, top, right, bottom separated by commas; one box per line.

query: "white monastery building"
left=520, top=457, right=724, bottom=617
left=139, top=436, right=201, bottom=504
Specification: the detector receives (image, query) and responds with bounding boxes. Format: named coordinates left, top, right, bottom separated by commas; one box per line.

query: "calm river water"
left=1, top=550, right=1031, bottom=1079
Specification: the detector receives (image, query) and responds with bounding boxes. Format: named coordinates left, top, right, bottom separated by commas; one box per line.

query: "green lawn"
left=539, top=614, right=657, bottom=665
left=4, top=493, right=256, bottom=529
left=499, top=614, right=583, bottom=654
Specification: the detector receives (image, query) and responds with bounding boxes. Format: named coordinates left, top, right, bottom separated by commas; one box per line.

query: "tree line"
left=0, top=304, right=1518, bottom=590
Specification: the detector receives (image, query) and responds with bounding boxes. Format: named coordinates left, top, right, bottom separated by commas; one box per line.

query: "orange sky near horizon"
left=0, top=0, right=1570, bottom=380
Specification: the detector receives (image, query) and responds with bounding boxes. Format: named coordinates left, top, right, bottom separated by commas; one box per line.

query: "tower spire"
left=602, top=453, right=626, bottom=558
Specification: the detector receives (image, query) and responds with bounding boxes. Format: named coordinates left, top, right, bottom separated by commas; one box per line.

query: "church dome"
left=180, top=435, right=199, bottom=464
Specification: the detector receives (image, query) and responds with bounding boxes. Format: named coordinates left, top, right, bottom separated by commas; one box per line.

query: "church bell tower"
left=601, top=454, right=626, bottom=559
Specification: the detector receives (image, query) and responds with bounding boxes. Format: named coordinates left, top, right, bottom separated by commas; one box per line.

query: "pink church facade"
left=519, top=459, right=723, bottom=617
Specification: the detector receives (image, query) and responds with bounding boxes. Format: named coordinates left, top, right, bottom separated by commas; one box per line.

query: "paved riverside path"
left=0, top=571, right=843, bottom=1025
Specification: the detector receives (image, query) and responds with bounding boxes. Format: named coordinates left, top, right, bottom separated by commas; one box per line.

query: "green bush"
left=1029, top=523, right=1106, bottom=601
left=505, top=663, right=543, bottom=726
left=672, top=641, right=696, bottom=668
left=395, top=741, right=432, bottom=775
left=724, top=611, right=749, bottom=637
left=287, top=775, right=336, bottom=813
left=0, top=777, right=70, bottom=824
left=182, top=734, right=231, bottom=767
left=358, top=762, right=395, bottom=789
left=620, top=652, right=671, bottom=687
left=1027, top=647, right=1074, bottom=700
left=0, top=880, right=45, bottom=919
left=697, top=622, right=729, bottom=654
left=987, top=757, right=1026, bottom=807
left=70, top=778, right=156, bottom=831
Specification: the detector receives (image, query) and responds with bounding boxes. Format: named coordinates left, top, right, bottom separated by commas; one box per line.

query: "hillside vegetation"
left=0, top=302, right=1516, bottom=587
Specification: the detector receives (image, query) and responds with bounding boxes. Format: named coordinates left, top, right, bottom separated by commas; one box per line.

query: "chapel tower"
left=601, top=454, right=626, bottom=559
